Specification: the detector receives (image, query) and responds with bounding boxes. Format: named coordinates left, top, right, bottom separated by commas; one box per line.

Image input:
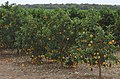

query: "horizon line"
left=1, top=2, right=120, bottom=6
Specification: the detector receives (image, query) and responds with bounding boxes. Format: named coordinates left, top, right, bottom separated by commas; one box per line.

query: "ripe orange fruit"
left=48, top=38, right=51, bottom=40
left=97, top=52, right=99, bottom=55
left=59, top=32, right=62, bottom=34
left=102, top=62, right=106, bottom=65
left=22, top=64, right=25, bottom=67
left=80, top=56, right=82, bottom=58
left=74, top=56, right=77, bottom=58
left=94, top=56, right=97, bottom=59
left=82, top=40, right=86, bottom=42
left=90, top=34, right=93, bottom=38
left=88, top=64, right=90, bottom=66
left=108, top=41, right=112, bottom=44
left=104, top=54, right=107, bottom=58
left=41, top=62, right=43, bottom=64
left=95, top=61, right=98, bottom=64
left=67, top=38, right=69, bottom=40
left=76, top=48, right=81, bottom=51
left=112, top=40, right=115, bottom=43
left=94, top=53, right=96, bottom=55
left=88, top=44, right=91, bottom=46
left=90, top=41, right=93, bottom=43
left=32, top=55, right=34, bottom=58
left=98, top=56, right=100, bottom=59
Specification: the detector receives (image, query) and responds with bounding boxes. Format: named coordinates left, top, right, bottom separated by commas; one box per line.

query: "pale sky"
left=0, top=0, right=120, bottom=5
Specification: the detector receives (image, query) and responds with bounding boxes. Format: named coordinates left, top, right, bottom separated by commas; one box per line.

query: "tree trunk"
left=60, top=61, right=64, bottom=67
left=17, top=48, right=19, bottom=55
left=98, top=63, right=102, bottom=79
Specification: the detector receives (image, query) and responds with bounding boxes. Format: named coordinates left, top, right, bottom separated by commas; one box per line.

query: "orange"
left=90, top=34, right=93, bottom=38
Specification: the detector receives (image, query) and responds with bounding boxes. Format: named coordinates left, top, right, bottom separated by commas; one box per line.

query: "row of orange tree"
left=0, top=2, right=120, bottom=79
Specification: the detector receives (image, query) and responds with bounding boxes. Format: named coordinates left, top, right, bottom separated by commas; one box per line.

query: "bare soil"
left=0, top=49, right=120, bottom=79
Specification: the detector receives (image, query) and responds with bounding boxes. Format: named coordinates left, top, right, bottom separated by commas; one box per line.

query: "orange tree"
left=0, top=2, right=15, bottom=49
left=27, top=9, right=85, bottom=65
left=30, top=9, right=52, bottom=64
left=44, top=9, right=76, bottom=66
left=70, top=9, right=119, bottom=79
left=15, top=9, right=58, bottom=64
left=0, top=2, right=27, bottom=50
left=76, top=26, right=118, bottom=79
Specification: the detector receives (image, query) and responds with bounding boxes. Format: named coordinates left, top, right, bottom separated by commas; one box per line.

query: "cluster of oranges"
left=108, top=40, right=115, bottom=45
left=31, top=54, right=44, bottom=65
left=30, top=49, right=58, bottom=64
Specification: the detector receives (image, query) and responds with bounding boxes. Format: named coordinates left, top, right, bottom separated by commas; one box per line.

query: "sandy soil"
left=0, top=49, right=120, bottom=79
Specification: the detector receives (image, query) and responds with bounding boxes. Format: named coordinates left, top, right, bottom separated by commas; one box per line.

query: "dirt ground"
left=0, top=49, right=120, bottom=79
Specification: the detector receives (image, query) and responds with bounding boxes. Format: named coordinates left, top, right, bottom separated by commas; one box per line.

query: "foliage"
left=0, top=2, right=119, bottom=78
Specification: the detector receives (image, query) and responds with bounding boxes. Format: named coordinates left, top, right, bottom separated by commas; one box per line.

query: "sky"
left=0, top=0, right=120, bottom=5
